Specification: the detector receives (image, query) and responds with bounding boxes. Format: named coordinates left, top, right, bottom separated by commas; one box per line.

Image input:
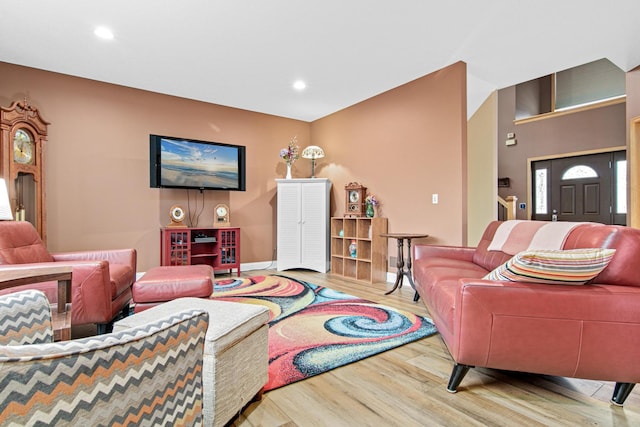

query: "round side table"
left=380, top=233, right=428, bottom=301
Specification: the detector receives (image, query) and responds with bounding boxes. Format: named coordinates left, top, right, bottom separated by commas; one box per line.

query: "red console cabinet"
left=161, top=227, right=240, bottom=275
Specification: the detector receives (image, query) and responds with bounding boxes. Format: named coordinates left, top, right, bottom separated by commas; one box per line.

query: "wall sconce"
left=0, top=178, right=14, bottom=220
left=301, top=145, right=325, bottom=178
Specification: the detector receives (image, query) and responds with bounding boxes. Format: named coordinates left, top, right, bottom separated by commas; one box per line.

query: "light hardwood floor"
left=225, top=269, right=640, bottom=427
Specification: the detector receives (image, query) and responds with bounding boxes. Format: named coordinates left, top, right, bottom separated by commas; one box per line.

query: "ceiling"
left=2, top=1, right=640, bottom=122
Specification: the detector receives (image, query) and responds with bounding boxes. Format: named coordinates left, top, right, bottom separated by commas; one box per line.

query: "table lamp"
left=301, top=145, right=325, bottom=178
left=0, top=178, right=14, bottom=220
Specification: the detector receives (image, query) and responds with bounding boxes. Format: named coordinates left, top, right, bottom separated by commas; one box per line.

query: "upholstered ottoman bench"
left=114, top=297, right=270, bottom=427
left=132, top=265, right=214, bottom=313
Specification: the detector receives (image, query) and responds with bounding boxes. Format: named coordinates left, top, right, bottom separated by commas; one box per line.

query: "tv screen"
left=150, top=134, right=246, bottom=191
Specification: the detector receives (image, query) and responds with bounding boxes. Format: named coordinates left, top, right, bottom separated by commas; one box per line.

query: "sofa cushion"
left=414, top=258, right=488, bottom=300
left=484, top=248, right=616, bottom=285
left=132, top=265, right=213, bottom=305
left=0, top=222, right=54, bottom=264
left=471, top=221, right=513, bottom=272
left=563, top=224, right=640, bottom=287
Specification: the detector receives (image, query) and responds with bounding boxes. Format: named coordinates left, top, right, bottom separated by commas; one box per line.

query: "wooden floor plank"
left=220, top=269, right=640, bottom=427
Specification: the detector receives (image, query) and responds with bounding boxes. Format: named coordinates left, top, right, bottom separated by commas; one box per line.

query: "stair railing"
left=498, top=195, right=518, bottom=220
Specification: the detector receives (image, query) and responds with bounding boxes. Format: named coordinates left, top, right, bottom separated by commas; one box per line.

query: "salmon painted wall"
left=0, top=60, right=468, bottom=273
left=310, top=61, right=468, bottom=257
left=0, top=62, right=309, bottom=271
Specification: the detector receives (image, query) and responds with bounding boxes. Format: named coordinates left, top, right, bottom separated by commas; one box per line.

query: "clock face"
left=213, top=204, right=230, bottom=227
left=344, top=183, right=366, bottom=217
left=170, top=206, right=185, bottom=222
left=13, top=129, right=35, bottom=165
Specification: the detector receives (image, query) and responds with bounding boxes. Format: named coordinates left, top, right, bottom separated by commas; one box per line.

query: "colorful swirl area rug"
left=212, top=274, right=437, bottom=391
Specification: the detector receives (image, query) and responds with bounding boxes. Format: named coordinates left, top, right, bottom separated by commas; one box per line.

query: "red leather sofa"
left=0, top=221, right=136, bottom=333
left=413, top=220, right=640, bottom=405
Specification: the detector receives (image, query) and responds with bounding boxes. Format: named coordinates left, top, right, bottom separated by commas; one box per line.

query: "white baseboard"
left=241, top=261, right=277, bottom=272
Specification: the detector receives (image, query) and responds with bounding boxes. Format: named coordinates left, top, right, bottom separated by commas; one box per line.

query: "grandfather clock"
left=0, top=100, right=49, bottom=241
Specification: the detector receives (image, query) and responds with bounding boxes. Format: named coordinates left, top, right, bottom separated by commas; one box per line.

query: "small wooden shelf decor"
left=330, top=217, right=387, bottom=283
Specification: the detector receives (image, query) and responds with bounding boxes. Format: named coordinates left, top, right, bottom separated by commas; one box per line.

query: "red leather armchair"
left=413, top=220, right=640, bottom=406
left=0, top=221, right=136, bottom=333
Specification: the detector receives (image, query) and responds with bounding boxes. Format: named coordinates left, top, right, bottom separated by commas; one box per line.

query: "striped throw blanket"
left=487, top=220, right=585, bottom=255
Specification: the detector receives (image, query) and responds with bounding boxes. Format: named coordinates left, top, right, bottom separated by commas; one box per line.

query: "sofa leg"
left=413, top=291, right=420, bottom=302
left=447, top=364, right=472, bottom=393
left=611, top=382, right=636, bottom=406
left=121, top=304, right=132, bottom=318
left=96, top=322, right=112, bottom=335
left=252, top=387, right=265, bottom=402
left=96, top=306, right=131, bottom=335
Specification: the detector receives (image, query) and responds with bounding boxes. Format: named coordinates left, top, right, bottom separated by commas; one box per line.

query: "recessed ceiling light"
left=293, top=80, right=306, bottom=91
left=94, top=26, right=114, bottom=40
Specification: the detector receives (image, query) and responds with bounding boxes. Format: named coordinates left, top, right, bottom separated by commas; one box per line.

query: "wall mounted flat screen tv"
left=150, top=134, right=246, bottom=191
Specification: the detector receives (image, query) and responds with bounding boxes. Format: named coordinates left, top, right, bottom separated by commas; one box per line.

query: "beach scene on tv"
left=160, top=138, right=240, bottom=189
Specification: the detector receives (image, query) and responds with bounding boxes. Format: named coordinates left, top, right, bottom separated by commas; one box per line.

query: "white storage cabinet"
left=276, top=178, right=331, bottom=273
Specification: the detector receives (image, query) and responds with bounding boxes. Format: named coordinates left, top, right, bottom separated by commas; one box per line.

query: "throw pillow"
left=483, top=248, right=616, bottom=285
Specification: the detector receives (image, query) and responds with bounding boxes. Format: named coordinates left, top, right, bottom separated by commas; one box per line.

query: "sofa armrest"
left=1, top=260, right=114, bottom=324
left=0, top=308, right=208, bottom=425
left=65, top=260, right=114, bottom=323
left=0, top=290, right=53, bottom=346
left=52, top=248, right=136, bottom=270
left=451, top=278, right=640, bottom=380
left=413, top=244, right=476, bottom=262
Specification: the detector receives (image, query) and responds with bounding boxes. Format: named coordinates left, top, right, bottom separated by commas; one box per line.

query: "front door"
left=531, top=151, right=626, bottom=225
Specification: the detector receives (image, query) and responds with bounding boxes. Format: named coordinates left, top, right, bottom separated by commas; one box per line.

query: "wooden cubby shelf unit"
left=330, top=217, right=388, bottom=283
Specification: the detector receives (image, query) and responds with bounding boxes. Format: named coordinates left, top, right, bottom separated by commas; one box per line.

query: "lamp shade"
left=301, top=146, right=325, bottom=159
left=0, top=178, right=13, bottom=220
left=301, top=146, right=325, bottom=178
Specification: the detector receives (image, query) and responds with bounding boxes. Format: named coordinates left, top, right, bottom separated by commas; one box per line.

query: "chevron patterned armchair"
left=0, top=290, right=208, bottom=426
